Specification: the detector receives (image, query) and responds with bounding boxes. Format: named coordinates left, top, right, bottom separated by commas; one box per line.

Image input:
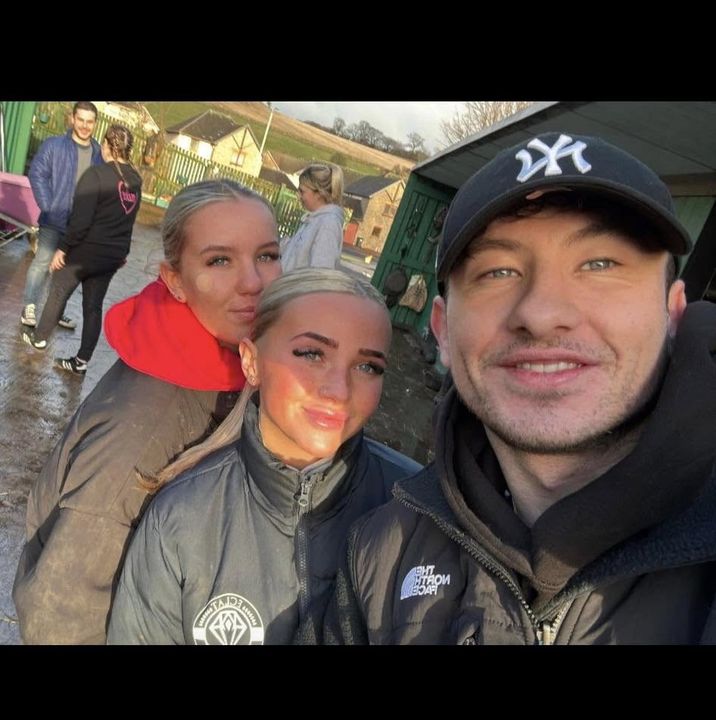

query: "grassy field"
left=143, top=102, right=386, bottom=177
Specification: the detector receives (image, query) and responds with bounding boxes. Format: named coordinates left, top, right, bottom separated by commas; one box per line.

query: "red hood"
left=104, top=278, right=245, bottom=391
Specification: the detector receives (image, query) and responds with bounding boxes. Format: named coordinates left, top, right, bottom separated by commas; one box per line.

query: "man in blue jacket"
left=20, top=101, right=103, bottom=330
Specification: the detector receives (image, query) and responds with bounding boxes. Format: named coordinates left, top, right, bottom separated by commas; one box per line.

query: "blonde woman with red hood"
left=13, top=179, right=281, bottom=644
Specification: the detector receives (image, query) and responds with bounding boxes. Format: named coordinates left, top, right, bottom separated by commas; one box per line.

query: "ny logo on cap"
left=515, top=134, right=592, bottom=183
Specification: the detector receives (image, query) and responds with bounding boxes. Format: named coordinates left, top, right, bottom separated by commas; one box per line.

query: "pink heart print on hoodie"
left=118, top=181, right=138, bottom=215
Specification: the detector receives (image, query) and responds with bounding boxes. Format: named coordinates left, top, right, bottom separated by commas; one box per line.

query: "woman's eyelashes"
left=292, top=348, right=385, bottom=376
left=357, top=362, right=385, bottom=376
left=205, top=250, right=280, bottom=267
left=293, top=347, right=323, bottom=362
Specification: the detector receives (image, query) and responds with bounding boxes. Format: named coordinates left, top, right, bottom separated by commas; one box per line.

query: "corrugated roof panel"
left=416, top=102, right=716, bottom=190
left=570, top=102, right=716, bottom=167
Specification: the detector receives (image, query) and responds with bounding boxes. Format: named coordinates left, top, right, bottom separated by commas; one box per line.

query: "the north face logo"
left=400, top=565, right=451, bottom=599
left=515, top=134, right=592, bottom=183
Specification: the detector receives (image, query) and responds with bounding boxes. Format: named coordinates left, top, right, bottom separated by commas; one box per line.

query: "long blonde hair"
left=141, top=268, right=388, bottom=493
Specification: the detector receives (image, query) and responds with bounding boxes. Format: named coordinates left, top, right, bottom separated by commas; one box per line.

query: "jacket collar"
left=301, top=203, right=344, bottom=222
left=239, top=401, right=365, bottom=521
left=63, top=129, right=101, bottom=154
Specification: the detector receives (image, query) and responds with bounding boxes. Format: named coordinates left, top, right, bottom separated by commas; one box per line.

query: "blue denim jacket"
left=28, top=130, right=102, bottom=231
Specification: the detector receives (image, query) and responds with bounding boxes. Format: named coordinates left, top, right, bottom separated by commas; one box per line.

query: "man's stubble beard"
left=454, top=336, right=672, bottom=455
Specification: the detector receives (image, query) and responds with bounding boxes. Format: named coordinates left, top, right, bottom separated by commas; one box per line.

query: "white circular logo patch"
left=192, top=593, right=265, bottom=645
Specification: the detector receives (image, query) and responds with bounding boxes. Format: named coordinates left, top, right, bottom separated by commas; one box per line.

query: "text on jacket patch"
left=400, top=565, right=451, bottom=600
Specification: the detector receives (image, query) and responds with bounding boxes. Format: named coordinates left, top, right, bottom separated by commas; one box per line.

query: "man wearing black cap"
left=325, top=132, right=716, bottom=644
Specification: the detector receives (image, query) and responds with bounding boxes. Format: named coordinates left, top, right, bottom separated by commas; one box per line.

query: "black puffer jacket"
left=326, top=302, right=716, bottom=644
left=107, top=402, right=422, bottom=645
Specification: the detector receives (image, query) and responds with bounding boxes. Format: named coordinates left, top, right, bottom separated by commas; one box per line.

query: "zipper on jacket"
left=396, top=492, right=573, bottom=644
left=295, top=476, right=318, bottom=620
left=397, top=495, right=541, bottom=644
left=297, top=480, right=312, bottom=509
left=536, top=602, right=572, bottom=645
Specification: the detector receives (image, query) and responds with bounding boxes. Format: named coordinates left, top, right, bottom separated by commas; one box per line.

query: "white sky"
left=274, top=101, right=465, bottom=155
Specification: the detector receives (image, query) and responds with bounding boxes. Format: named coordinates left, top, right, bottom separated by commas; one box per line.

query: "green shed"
left=1, top=101, right=37, bottom=175
left=373, top=101, right=716, bottom=338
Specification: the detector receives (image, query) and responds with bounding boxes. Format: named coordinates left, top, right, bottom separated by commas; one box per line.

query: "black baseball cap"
left=437, top=132, right=692, bottom=287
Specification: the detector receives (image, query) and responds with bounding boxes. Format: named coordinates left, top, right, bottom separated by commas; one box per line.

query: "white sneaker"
left=20, top=304, right=36, bottom=327
left=21, top=329, right=47, bottom=350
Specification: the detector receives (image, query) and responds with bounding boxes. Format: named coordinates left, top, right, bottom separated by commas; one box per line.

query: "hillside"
left=214, top=102, right=414, bottom=174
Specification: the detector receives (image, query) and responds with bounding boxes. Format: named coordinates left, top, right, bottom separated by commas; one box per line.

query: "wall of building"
left=211, top=129, right=262, bottom=177
left=354, top=182, right=405, bottom=253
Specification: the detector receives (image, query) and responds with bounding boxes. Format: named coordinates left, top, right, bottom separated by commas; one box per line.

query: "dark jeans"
left=35, top=255, right=123, bottom=362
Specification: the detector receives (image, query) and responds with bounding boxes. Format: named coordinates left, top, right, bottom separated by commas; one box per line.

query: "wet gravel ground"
left=0, top=226, right=437, bottom=644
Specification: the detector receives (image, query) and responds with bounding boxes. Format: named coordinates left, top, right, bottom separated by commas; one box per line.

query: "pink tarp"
left=0, top=172, right=40, bottom=249
left=0, top=172, right=40, bottom=227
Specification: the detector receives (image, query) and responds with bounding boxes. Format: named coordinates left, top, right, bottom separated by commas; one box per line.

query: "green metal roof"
left=414, top=102, right=716, bottom=194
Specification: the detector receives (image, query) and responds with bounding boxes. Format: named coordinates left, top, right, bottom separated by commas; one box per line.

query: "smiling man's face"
left=431, top=208, right=686, bottom=453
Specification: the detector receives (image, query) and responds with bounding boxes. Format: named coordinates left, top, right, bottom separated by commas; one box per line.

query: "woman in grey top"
left=280, top=163, right=345, bottom=271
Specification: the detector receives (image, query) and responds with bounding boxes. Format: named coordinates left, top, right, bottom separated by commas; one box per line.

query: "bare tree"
left=406, top=132, right=426, bottom=155
left=332, top=117, right=346, bottom=137
left=440, top=101, right=532, bottom=145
